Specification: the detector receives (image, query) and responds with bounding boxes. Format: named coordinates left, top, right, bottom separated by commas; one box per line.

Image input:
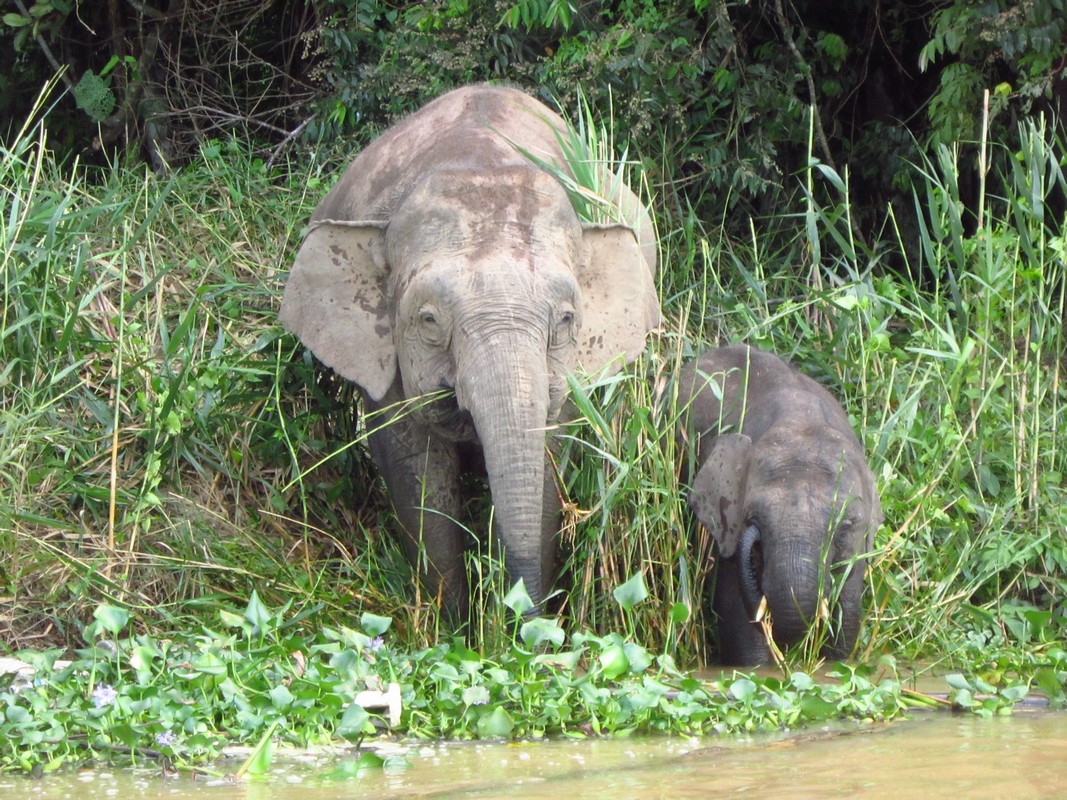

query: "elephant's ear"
left=575, top=224, right=660, bottom=376
left=279, top=220, right=395, bottom=401
left=688, top=433, right=752, bottom=559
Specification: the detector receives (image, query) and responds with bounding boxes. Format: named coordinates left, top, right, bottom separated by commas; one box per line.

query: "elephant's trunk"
left=760, top=537, right=826, bottom=648
left=455, top=332, right=554, bottom=609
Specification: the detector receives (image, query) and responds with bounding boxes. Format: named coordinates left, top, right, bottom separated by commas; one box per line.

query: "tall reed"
left=2, top=85, right=1064, bottom=666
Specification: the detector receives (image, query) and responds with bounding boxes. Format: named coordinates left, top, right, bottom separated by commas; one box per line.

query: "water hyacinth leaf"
left=237, top=721, right=277, bottom=778
left=338, top=702, right=372, bottom=739
left=598, top=642, right=629, bottom=680
left=13, top=649, right=62, bottom=673
left=191, top=653, right=227, bottom=676
left=462, top=686, right=490, bottom=707
left=1035, top=668, right=1065, bottom=708
left=476, top=706, right=514, bottom=739
left=430, top=662, right=461, bottom=682
left=945, top=673, right=972, bottom=691
left=5, top=707, right=30, bottom=726
left=476, top=670, right=506, bottom=701
left=360, top=613, right=392, bottom=637
left=679, top=676, right=705, bottom=694
left=520, top=617, right=565, bottom=648
left=799, top=694, right=837, bottom=720
left=321, top=753, right=385, bottom=781
left=613, top=572, right=649, bottom=612
left=244, top=591, right=272, bottom=631
left=330, top=649, right=361, bottom=677
left=1000, top=685, right=1029, bottom=704
left=952, top=688, right=975, bottom=708
left=502, top=579, right=534, bottom=616
left=728, top=678, right=757, bottom=702
left=112, top=722, right=140, bottom=749
left=623, top=642, right=652, bottom=673
left=269, top=685, right=294, bottom=709
left=129, top=644, right=159, bottom=673
left=534, top=649, right=582, bottom=671
left=92, top=605, right=130, bottom=635
left=357, top=752, right=386, bottom=771
left=321, top=759, right=362, bottom=781
left=625, top=687, right=658, bottom=712
left=450, top=642, right=481, bottom=664
left=218, top=609, right=245, bottom=628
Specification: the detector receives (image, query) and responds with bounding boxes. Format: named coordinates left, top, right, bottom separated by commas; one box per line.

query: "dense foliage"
left=3, top=76, right=1065, bottom=659
left=3, top=1, right=1065, bottom=234
left=0, top=592, right=1057, bottom=773
left=1, top=0, right=1066, bottom=775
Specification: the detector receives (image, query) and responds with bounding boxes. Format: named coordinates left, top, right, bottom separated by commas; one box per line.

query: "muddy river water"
left=2, top=712, right=1064, bottom=800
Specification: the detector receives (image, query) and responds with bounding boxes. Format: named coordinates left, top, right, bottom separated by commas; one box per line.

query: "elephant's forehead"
left=755, top=425, right=863, bottom=476
left=395, top=256, right=574, bottom=311
left=389, top=167, right=581, bottom=258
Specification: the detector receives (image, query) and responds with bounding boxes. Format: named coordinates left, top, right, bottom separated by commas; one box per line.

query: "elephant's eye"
left=416, top=304, right=449, bottom=348
left=835, top=512, right=859, bottom=538
left=550, top=304, right=578, bottom=348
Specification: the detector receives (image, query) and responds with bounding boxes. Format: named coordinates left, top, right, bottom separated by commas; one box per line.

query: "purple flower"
left=91, top=684, right=117, bottom=708
left=155, top=730, right=178, bottom=748
left=366, top=636, right=385, bottom=653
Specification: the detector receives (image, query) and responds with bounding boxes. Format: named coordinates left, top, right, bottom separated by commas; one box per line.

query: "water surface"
left=2, top=712, right=1063, bottom=799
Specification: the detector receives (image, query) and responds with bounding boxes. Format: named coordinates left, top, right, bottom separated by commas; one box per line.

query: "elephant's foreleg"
left=713, top=553, right=771, bottom=666
left=823, top=560, right=866, bottom=660
left=537, top=450, right=562, bottom=608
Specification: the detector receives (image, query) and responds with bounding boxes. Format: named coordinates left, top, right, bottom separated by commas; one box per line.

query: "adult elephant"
left=280, top=84, right=659, bottom=617
left=677, top=345, right=881, bottom=665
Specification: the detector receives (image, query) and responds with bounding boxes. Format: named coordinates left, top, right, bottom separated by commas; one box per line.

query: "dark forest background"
left=4, top=0, right=1065, bottom=242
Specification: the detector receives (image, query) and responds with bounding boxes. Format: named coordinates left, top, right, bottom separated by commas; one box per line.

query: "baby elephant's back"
left=677, top=343, right=856, bottom=447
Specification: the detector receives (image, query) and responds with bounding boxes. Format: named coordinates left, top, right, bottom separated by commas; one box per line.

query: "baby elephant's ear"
left=280, top=220, right=395, bottom=401
left=688, top=433, right=752, bottom=559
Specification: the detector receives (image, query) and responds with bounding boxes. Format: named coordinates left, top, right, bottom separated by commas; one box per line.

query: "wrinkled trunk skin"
left=759, top=536, right=825, bottom=649
left=455, top=334, right=555, bottom=610
left=728, top=529, right=864, bottom=663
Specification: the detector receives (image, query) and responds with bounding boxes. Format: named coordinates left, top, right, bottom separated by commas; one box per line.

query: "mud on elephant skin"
left=677, top=344, right=881, bottom=665
left=280, top=84, right=659, bottom=618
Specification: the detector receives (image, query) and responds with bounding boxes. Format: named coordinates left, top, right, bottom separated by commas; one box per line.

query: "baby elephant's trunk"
left=745, top=531, right=829, bottom=649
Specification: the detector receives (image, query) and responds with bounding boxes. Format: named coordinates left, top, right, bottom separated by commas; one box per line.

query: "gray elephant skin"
left=280, top=84, right=659, bottom=617
left=677, top=344, right=881, bottom=665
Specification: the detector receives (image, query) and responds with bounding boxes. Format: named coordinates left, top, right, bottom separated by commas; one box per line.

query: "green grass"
left=2, top=82, right=1066, bottom=743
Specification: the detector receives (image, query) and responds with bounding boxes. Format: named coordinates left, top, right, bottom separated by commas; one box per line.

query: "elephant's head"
left=280, top=164, right=658, bottom=606
left=690, top=423, right=881, bottom=656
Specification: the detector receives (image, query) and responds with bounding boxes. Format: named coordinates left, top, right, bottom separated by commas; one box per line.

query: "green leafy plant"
left=15, top=595, right=1034, bottom=773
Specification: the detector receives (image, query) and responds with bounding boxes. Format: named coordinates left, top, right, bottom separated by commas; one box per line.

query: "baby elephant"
left=677, top=344, right=881, bottom=665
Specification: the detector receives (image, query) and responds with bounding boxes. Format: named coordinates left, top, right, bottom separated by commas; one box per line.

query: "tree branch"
left=13, top=0, right=75, bottom=91
left=773, top=0, right=837, bottom=175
